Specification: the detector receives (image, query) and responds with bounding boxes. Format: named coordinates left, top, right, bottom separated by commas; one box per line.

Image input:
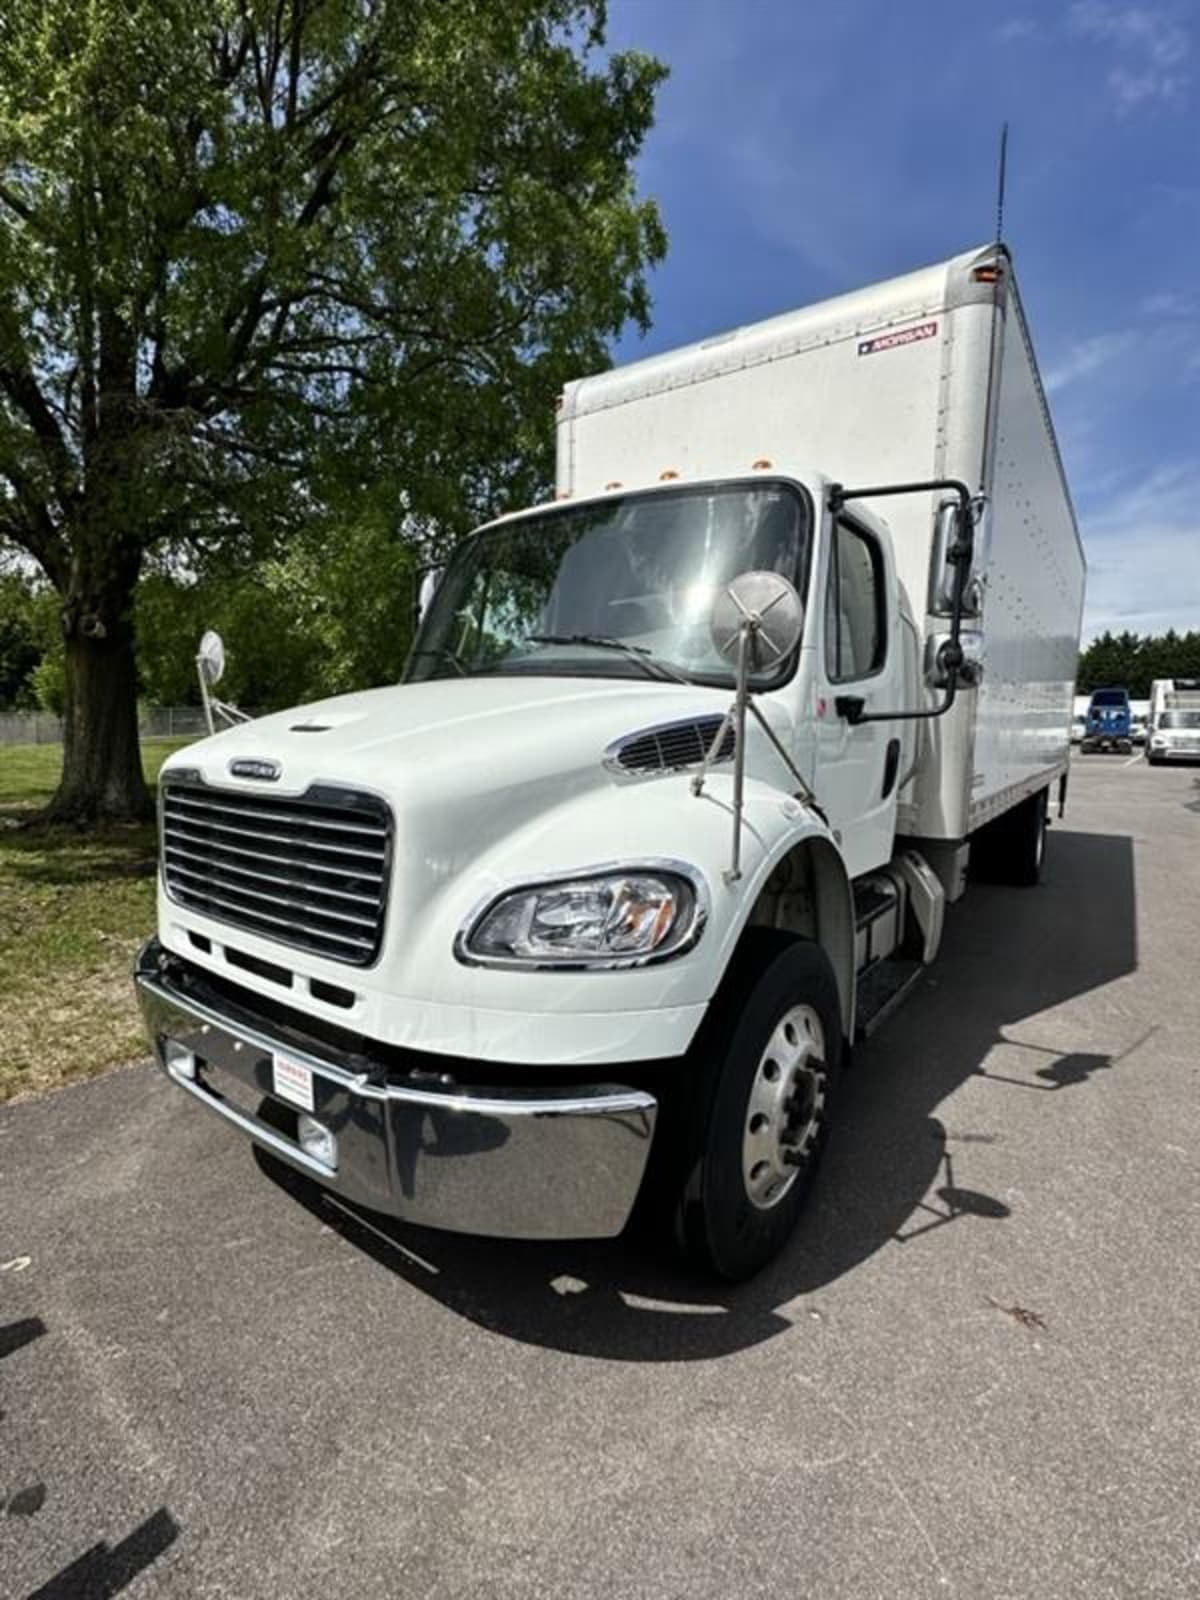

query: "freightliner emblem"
left=228, top=758, right=282, bottom=781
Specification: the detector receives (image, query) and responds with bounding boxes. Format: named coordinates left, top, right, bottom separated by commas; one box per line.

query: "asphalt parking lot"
left=2, top=753, right=1199, bottom=1599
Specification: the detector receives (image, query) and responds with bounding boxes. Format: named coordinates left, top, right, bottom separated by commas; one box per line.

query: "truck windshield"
left=1090, top=690, right=1127, bottom=707
left=406, top=481, right=810, bottom=688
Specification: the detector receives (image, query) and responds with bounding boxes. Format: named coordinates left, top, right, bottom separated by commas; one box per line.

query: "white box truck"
left=1147, top=678, right=1200, bottom=762
left=135, top=242, right=1086, bottom=1278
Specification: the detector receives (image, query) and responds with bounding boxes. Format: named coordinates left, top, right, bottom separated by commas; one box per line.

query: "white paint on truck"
left=558, top=243, right=1084, bottom=841
left=138, top=242, right=1087, bottom=1273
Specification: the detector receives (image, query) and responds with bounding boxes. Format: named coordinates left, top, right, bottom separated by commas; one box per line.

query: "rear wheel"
left=670, top=933, right=843, bottom=1281
left=972, top=788, right=1048, bottom=887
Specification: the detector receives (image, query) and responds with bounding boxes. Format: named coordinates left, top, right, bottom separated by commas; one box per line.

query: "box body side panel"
left=960, top=293, right=1085, bottom=833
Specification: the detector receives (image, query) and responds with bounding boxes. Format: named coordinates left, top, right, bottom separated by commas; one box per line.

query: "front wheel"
left=671, top=934, right=843, bottom=1281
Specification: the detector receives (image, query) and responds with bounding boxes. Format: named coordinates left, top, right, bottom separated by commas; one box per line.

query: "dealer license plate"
left=272, top=1054, right=315, bottom=1112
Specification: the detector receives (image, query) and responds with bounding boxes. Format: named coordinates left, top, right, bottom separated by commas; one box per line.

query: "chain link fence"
left=0, top=706, right=217, bottom=745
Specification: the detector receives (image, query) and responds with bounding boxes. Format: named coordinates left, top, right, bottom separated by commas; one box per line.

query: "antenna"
left=995, top=122, right=1009, bottom=244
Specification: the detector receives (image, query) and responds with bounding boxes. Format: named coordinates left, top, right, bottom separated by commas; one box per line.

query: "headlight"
left=457, top=865, right=707, bottom=968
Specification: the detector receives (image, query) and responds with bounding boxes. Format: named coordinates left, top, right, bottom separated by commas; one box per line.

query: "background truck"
left=1081, top=686, right=1133, bottom=753
left=136, top=241, right=1085, bottom=1279
left=1147, top=678, right=1200, bottom=763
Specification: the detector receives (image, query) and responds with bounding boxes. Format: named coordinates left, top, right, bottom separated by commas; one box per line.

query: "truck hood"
left=174, top=674, right=743, bottom=802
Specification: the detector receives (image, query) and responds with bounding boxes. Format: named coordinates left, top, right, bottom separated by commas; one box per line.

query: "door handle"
left=835, top=695, right=866, bottom=724
left=881, top=738, right=901, bottom=799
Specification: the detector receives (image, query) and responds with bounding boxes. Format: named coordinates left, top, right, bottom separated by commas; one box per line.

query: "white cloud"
left=995, top=18, right=1039, bottom=42
left=1078, top=463, right=1200, bottom=638
left=1069, top=3, right=1191, bottom=110
left=1044, top=330, right=1136, bottom=393
left=1140, top=290, right=1196, bottom=316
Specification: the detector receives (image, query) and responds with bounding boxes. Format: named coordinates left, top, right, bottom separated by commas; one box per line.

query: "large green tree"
left=0, top=0, right=665, bottom=818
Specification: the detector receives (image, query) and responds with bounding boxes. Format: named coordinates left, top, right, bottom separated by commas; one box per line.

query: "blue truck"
left=1081, top=687, right=1133, bottom=754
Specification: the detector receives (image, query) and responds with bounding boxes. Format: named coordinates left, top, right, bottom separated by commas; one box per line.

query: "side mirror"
left=195, top=628, right=250, bottom=734
left=197, top=629, right=226, bottom=687
left=929, top=497, right=982, bottom=618
left=828, top=475, right=980, bottom=728
left=699, top=571, right=812, bottom=883
left=709, top=569, right=804, bottom=673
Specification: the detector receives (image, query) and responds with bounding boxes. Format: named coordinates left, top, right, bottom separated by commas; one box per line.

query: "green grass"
left=0, top=740, right=190, bottom=1102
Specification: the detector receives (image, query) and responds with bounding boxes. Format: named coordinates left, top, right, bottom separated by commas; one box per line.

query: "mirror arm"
left=828, top=477, right=977, bottom=726
left=196, top=654, right=216, bottom=736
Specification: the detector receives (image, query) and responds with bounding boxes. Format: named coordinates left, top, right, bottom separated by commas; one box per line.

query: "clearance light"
left=972, top=265, right=1004, bottom=283
left=752, top=457, right=773, bottom=470
left=604, top=481, right=623, bottom=491
left=659, top=468, right=680, bottom=481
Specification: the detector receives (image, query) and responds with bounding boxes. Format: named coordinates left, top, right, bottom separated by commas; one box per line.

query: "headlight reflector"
left=460, top=869, right=704, bottom=967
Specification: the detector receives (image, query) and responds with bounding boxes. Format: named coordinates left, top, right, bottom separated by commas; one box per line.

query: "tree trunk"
left=45, top=576, right=151, bottom=824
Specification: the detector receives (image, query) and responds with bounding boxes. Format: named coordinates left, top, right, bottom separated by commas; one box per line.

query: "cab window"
left=825, top=519, right=886, bottom=681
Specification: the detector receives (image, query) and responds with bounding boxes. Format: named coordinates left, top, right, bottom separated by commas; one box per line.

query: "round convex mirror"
left=197, top=629, right=226, bottom=687
left=710, top=570, right=804, bottom=672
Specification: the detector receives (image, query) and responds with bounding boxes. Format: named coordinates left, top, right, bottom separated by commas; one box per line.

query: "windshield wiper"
left=407, top=645, right=468, bottom=677
left=526, top=634, right=693, bottom=685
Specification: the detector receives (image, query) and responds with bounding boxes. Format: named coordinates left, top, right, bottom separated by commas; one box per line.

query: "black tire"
left=971, top=788, right=1048, bottom=887
left=1147, top=754, right=1161, bottom=767
left=669, top=932, right=843, bottom=1281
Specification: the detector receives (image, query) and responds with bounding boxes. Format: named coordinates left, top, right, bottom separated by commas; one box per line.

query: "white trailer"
left=137, top=242, right=1086, bottom=1279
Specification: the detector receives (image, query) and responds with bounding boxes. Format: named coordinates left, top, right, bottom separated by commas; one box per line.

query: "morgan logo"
left=228, top=758, right=282, bottom=782
left=858, top=320, right=938, bottom=357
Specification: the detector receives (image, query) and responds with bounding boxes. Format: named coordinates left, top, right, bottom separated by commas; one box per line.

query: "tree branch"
left=0, top=457, right=68, bottom=585
left=0, top=182, right=40, bottom=230
left=0, top=315, right=77, bottom=506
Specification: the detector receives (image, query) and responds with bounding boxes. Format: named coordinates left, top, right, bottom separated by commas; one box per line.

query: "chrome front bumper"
left=134, top=941, right=658, bottom=1240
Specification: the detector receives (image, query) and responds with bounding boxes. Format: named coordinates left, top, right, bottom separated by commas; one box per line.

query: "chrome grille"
left=608, top=716, right=735, bottom=775
left=161, top=780, right=392, bottom=966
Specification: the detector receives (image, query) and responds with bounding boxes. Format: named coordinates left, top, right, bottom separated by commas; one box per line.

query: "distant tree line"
left=1076, top=631, right=1200, bottom=698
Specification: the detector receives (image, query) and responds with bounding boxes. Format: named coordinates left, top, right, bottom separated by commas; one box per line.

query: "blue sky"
left=605, top=0, right=1200, bottom=641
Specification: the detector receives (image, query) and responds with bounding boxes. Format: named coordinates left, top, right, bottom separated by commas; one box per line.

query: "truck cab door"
left=813, top=513, right=904, bottom=877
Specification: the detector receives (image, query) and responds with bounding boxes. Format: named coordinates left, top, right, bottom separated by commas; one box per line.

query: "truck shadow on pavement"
left=0, top=1314, right=179, bottom=1599
left=260, top=827, right=1137, bottom=1362
left=20, top=1507, right=180, bottom=1600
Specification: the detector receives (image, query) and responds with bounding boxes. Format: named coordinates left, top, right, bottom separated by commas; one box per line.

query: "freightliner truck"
left=135, top=243, right=1086, bottom=1279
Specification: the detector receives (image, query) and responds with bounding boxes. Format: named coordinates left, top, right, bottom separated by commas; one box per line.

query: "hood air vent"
left=607, top=715, right=735, bottom=776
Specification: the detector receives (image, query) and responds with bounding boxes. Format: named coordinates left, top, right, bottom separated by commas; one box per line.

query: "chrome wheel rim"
left=742, top=1003, right=827, bottom=1211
